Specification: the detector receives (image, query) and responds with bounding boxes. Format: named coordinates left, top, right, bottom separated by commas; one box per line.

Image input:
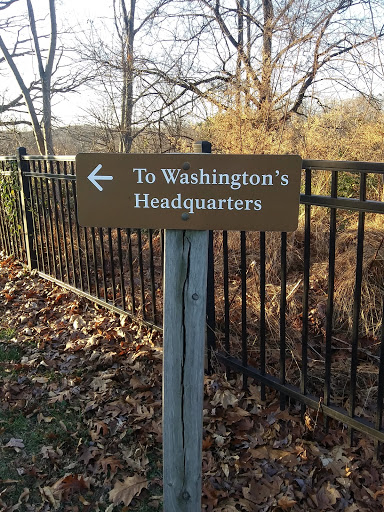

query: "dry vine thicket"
left=210, top=168, right=384, bottom=415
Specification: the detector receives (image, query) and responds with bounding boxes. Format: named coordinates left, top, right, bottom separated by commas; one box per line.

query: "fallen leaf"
left=98, top=456, right=124, bottom=477
left=109, top=475, right=148, bottom=506
left=5, top=438, right=25, bottom=451
left=316, top=481, right=341, bottom=508
left=17, top=487, right=30, bottom=504
left=37, top=413, right=54, bottom=423
left=33, top=377, right=49, bottom=384
left=243, top=476, right=283, bottom=505
left=40, top=486, right=60, bottom=510
left=72, top=315, right=86, bottom=330
left=52, top=474, right=89, bottom=494
left=93, top=420, right=109, bottom=436
left=211, top=389, right=238, bottom=409
left=203, top=436, right=213, bottom=450
left=278, top=496, right=297, bottom=509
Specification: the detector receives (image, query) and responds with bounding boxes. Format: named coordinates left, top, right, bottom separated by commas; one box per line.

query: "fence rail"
left=1, top=148, right=384, bottom=451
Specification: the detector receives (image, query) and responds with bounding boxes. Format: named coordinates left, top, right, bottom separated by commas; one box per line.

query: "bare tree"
left=0, top=0, right=57, bottom=153
left=0, top=0, right=94, bottom=154
left=145, top=0, right=384, bottom=130
left=80, top=0, right=196, bottom=153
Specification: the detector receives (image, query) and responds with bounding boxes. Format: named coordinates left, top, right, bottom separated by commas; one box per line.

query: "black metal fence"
left=1, top=148, right=384, bottom=450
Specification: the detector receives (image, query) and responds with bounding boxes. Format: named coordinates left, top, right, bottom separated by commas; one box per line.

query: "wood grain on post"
left=162, top=228, right=209, bottom=511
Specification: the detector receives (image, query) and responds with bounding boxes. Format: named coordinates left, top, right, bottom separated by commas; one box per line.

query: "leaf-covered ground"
left=0, top=256, right=384, bottom=511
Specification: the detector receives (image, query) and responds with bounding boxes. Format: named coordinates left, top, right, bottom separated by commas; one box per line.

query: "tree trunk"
left=119, top=0, right=136, bottom=153
left=260, top=0, right=274, bottom=109
left=42, top=0, right=57, bottom=155
left=245, top=0, right=251, bottom=105
left=27, top=0, right=57, bottom=154
left=42, top=75, right=54, bottom=154
left=236, top=0, right=244, bottom=109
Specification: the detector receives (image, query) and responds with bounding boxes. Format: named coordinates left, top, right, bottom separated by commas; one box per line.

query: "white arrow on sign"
left=87, top=164, right=113, bottom=191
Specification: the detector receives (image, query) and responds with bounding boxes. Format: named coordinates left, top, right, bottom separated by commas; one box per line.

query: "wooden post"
left=163, top=229, right=209, bottom=511
left=163, top=142, right=211, bottom=511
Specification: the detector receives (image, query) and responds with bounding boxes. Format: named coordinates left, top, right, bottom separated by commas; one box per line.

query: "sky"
left=53, top=0, right=118, bottom=124
left=1, top=0, right=384, bottom=129
left=55, top=0, right=114, bottom=123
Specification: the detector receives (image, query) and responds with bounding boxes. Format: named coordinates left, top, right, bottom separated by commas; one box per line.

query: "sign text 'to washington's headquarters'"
left=76, top=153, right=302, bottom=232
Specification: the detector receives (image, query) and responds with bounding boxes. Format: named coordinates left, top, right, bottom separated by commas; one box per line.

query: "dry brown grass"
left=207, top=157, right=384, bottom=415
left=202, top=97, right=384, bottom=163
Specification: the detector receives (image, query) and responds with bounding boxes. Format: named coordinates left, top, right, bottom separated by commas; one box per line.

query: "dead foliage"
left=1, top=256, right=384, bottom=511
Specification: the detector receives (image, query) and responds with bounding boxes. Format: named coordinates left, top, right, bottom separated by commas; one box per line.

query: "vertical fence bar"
left=12, top=179, right=20, bottom=259
left=375, top=299, right=384, bottom=458
left=301, top=168, right=311, bottom=413
left=148, top=229, right=157, bottom=324
left=324, top=170, right=338, bottom=430
left=137, top=229, right=146, bottom=319
left=160, top=228, right=165, bottom=276
left=91, top=227, right=100, bottom=298
left=83, top=227, right=91, bottom=293
left=259, top=231, right=266, bottom=401
left=280, top=231, right=287, bottom=410
left=0, top=170, right=12, bottom=256
left=14, top=172, right=25, bottom=262
left=107, top=228, right=117, bottom=305
left=55, top=162, right=70, bottom=283
left=0, top=162, right=7, bottom=253
left=63, top=162, right=77, bottom=288
left=223, top=230, right=230, bottom=377
left=49, top=165, right=64, bottom=281
left=72, top=169, right=85, bottom=292
left=31, top=166, right=42, bottom=271
left=160, top=229, right=165, bottom=275
left=37, top=162, right=52, bottom=276
left=72, top=177, right=83, bottom=290
left=7, top=177, right=16, bottom=257
left=43, top=162, right=58, bottom=279
left=4, top=170, right=18, bottom=258
left=3, top=175, right=17, bottom=258
left=116, top=228, right=126, bottom=311
left=17, top=148, right=37, bottom=270
left=29, top=174, right=43, bottom=272
left=126, top=228, right=136, bottom=315
left=241, top=230, right=247, bottom=388
left=349, top=172, right=366, bottom=445
left=98, top=228, right=107, bottom=300
left=206, top=229, right=216, bottom=374
left=0, top=192, right=10, bottom=255
left=192, top=141, right=215, bottom=373
left=0, top=192, right=6, bottom=253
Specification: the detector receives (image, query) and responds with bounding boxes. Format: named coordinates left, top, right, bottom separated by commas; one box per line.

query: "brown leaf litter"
left=0, top=256, right=384, bottom=511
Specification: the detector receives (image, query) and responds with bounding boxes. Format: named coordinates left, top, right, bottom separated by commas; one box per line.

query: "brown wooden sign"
left=76, top=153, right=302, bottom=231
